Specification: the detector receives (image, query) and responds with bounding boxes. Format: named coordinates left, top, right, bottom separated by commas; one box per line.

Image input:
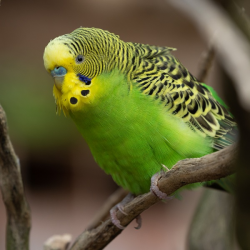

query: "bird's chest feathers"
left=69, top=71, right=161, bottom=172
left=70, top=72, right=139, bottom=145
left=68, top=71, right=140, bottom=147
left=67, top=71, right=212, bottom=194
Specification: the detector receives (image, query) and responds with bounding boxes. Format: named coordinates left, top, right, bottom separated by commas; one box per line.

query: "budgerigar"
left=43, top=28, right=236, bottom=198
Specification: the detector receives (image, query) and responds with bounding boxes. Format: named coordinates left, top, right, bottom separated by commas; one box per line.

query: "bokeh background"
left=0, top=0, right=223, bottom=249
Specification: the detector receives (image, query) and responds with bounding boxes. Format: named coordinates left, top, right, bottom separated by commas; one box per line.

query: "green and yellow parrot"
left=43, top=27, right=236, bottom=197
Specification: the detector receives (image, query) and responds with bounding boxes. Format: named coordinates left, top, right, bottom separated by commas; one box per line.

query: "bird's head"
left=43, top=27, right=122, bottom=115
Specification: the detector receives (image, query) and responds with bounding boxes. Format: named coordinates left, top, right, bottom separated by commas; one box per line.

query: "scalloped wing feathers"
left=131, top=43, right=237, bottom=150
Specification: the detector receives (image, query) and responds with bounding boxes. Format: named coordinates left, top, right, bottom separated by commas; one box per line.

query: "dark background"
left=0, top=0, right=222, bottom=249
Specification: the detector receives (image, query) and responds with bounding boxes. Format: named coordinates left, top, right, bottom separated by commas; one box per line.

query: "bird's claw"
left=117, top=204, right=128, bottom=215
left=110, top=205, right=126, bottom=230
left=110, top=193, right=142, bottom=230
left=150, top=172, right=171, bottom=200
left=134, top=214, right=142, bottom=229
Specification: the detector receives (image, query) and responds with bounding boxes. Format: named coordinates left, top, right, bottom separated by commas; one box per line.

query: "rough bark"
left=0, top=106, right=31, bottom=250
left=69, top=145, right=236, bottom=250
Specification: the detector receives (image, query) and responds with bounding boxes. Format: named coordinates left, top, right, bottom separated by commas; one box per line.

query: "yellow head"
left=43, top=27, right=122, bottom=115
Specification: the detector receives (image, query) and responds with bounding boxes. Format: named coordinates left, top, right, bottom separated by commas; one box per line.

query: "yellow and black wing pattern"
left=131, top=43, right=237, bottom=150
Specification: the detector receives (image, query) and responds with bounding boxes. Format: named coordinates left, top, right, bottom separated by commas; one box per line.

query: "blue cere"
left=51, top=66, right=67, bottom=77
left=78, top=74, right=92, bottom=85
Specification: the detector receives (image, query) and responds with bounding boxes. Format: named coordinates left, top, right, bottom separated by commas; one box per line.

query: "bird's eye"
left=76, top=55, right=84, bottom=64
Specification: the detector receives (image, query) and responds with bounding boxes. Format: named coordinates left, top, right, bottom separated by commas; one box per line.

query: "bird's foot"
left=134, top=214, right=142, bottom=230
left=150, top=171, right=172, bottom=200
left=110, top=205, right=126, bottom=230
left=110, top=193, right=142, bottom=230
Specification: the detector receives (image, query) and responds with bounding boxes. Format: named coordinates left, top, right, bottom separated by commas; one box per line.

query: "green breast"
left=69, top=70, right=213, bottom=194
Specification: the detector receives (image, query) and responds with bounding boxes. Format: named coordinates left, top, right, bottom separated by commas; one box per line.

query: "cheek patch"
left=77, top=73, right=92, bottom=85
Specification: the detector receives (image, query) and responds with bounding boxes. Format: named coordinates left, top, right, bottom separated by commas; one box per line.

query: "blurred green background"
left=0, top=0, right=222, bottom=249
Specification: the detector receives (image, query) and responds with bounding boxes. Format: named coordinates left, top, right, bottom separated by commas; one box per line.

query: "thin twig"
left=0, top=105, right=31, bottom=250
left=70, top=144, right=236, bottom=250
left=197, top=46, right=215, bottom=83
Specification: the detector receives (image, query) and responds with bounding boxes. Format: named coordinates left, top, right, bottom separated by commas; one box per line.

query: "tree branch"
left=168, top=0, right=250, bottom=110
left=197, top=46, right=215, bottom=83
left=44, top=234, right=72, bottom=250
left=0, top=105, right=31, bottom=250
left=86, top=188, right=128, bottom=231
left=70, top=144, right=236, bottom=250
left=167, top=0, right=250, bottom=248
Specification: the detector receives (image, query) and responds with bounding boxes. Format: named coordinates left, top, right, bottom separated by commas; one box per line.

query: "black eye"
left=76, top=55, right=84, bottom=64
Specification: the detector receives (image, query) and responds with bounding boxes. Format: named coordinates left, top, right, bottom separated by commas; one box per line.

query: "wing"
left=131, top=43, right=237, bottom=150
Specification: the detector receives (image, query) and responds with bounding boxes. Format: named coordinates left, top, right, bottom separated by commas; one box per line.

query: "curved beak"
left=51, top=67, right=67, bottom=90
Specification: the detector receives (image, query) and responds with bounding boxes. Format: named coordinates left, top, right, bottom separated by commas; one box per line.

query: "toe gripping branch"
left=110, top=193, right=142, bottom=230
left=110, top=169, right=171, bottom=230
left=150, top=171, right=172, bottom=200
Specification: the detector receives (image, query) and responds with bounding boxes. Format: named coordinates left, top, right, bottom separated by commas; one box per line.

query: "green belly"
left=69, top=71, right=213, bottom=194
